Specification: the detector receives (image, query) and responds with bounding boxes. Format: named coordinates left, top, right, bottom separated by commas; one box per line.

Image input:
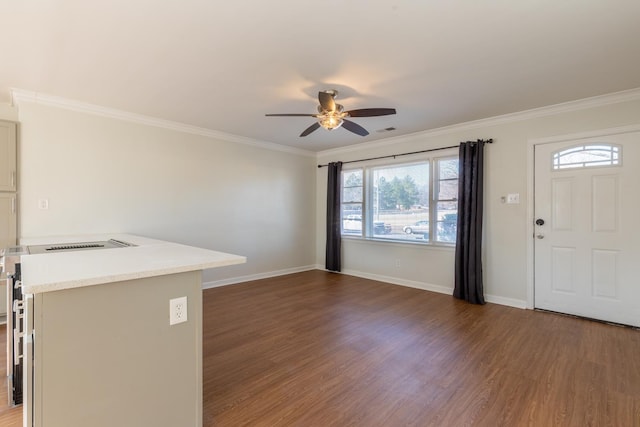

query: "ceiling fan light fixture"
left=318, top=112, right=345, bottom=130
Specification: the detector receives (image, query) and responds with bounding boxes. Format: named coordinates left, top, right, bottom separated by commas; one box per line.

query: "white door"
left=534, top=131, right=640, bottom=327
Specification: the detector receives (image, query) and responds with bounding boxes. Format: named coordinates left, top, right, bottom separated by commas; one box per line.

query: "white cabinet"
left=0, top=119, right=17, bottom=249
left=0, top=120, right=17, bottom=319
left=0, top=194, right=16, bottom=317
left=0, top=193, right=17, bottom=249
left=0, top=120, right=17, bottom=192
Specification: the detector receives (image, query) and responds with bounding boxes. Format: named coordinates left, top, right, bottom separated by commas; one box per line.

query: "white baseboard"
left=327, top=267, right=528, bottom=310
left=206, top=265, right=528, bottom=310
left=202, top=265, right=317, bottom=289
left=340, top=268, right=454, bottom=295
left=484, top=294, right=527, bottom=309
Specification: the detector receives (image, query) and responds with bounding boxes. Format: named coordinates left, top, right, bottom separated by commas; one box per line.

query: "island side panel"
left=33, top=270, right=203, bottom=427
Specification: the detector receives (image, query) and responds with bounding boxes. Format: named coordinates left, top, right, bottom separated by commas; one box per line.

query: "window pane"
left=439, top=159, right=459, bottom=179
left=553, top=144, right=620, bottom=169
left=342, top=203, right=362, bottom=218
left=438, top=179, right=458, bottom=201
left=343, top=170, right=363, bottom=188
left=371, top=163, right=430, bottom=242
left=341, top=169, right=363, bottom=236
left=436, top=204, right=457, bottom=243
left=435, top=157, right=459, bottom=242
left=343, top=186, right=362, bottom=203
left=342, top=204, right=362, bottom=236
left=401, top=219, right=429, bottom=240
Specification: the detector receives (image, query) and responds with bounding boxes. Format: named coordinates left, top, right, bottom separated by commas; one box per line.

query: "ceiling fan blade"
left=341, top=119, right=369, bottom=136
left=345, top=108, right=397, bottom=117
left=265, top=113, right=318, bottom=117
left=300, top=122, right=321, bottom=137
left=318, top=91, right=336, bottom=112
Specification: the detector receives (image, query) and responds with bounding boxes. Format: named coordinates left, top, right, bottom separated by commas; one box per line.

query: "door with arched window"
left=534, top=131, right=640, bottom=327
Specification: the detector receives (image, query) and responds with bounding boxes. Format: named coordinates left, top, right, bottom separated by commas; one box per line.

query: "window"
left=341, top=169, right=363, bottom=236
left=434, top=157, right=459, bottom=243
left=553, top=144, right=620, bottom=170
left=340, top=153, right=459, bottom=245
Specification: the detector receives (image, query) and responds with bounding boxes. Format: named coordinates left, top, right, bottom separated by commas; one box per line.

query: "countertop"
left=19, top=234, right=246, bottom=294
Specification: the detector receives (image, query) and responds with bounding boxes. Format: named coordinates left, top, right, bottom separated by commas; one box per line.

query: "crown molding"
left=10, top=87, right=640, bottom=161
left=10, top=89, right=316, bottom=158
left=317, top=87, right=640, bottom=158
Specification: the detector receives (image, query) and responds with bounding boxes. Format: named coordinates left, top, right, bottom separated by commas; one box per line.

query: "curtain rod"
left=316, top=139, right=493, bottom=168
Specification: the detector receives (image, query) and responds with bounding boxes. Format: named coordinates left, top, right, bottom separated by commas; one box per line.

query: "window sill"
left=341, top=235, right=455, bottom=251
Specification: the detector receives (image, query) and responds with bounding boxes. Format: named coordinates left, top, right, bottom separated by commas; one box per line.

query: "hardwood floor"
left=202, top=271, right=640, bottom=426
left=2, top=270, right=639, bottom=426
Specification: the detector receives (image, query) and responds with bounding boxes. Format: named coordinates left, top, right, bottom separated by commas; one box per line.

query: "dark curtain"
left=326, top=162, right=342, bottom=272
left=454, top=140, right=486, bottom=304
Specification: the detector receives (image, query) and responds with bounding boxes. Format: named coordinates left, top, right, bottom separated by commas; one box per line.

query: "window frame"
left=340, top=149, right=458, bottom=247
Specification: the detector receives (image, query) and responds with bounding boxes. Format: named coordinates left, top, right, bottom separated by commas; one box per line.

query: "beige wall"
left=10, top=93, right=640, bottom=305
left=316, top=96, right=640, bottom=307
left=0, top=104, right=18, bottom=121
left=16, top=102, right=317, bottom=285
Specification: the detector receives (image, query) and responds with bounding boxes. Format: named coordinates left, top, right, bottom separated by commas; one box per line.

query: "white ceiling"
left=2, top=1, right=640, bottom=152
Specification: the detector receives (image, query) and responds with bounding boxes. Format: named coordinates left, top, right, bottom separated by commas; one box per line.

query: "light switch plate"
left=506, top=193, right=520, bottom=204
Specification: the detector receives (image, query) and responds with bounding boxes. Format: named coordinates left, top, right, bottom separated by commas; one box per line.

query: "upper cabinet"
left=0, top=120, right=17, bottom=192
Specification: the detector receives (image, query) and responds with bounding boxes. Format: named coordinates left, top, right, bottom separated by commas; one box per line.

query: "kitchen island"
left=16, top=234, right=245, bottom=427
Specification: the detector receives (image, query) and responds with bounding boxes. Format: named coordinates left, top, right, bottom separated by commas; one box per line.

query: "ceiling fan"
left=266, top=90, right=396, bottom=137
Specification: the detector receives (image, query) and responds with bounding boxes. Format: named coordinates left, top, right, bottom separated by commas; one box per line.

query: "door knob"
left=535, top=218, right=545, bottom=226
left=536, top=234, right=544, bottom=239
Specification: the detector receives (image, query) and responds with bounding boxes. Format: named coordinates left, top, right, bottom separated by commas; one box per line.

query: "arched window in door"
left=552, top=144, right=621, bottom=170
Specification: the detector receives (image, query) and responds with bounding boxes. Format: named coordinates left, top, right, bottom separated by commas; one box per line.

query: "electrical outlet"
left=395, top=259, right=401, bottom=268
left=169, top=296, right=188, bottom=325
